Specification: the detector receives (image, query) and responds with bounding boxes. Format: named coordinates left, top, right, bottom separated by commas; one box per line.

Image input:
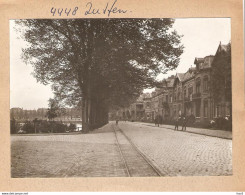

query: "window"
left=196, top=100, right=201, bottom=117
left=166, top=95, right=168, bottom=103
left=203, top=76, right=209, bottom=91
left=146, top=102, right=150, bottom=108
left=226, top=103, right=231, bottom=116
left=215, top=106, right=220, bottom=117
left=204, top=100, right=208, bottom=117
left=159, top=98, right=162, bottom=107
left=188, top=87, right=193, bottom=97
left=196, top=78, right=201, bottom=94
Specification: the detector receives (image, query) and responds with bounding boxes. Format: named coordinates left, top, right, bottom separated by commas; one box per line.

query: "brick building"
left=115, top=42, right=231, bottom=125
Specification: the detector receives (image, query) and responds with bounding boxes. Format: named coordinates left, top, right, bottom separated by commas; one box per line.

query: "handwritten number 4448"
left=51, top=7, right=78, bottom=16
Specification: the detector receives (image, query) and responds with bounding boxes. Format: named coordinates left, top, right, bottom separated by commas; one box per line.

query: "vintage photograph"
left=10, top=18, right=232, bottom=177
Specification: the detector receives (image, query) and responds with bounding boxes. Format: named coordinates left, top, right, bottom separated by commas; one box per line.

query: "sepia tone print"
left=10, top=18, right=232, bottom=177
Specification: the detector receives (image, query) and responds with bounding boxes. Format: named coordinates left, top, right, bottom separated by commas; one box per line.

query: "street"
left=11, top=122, right=232, bottom=177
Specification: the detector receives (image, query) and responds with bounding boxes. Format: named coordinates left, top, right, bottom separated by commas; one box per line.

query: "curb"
left=139, top=123, right=232, bottom=140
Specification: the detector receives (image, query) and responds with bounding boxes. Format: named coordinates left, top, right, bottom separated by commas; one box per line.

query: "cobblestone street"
left=11, top=122, right=232, bottom=177
left=119, top=122, right=232, bottom=176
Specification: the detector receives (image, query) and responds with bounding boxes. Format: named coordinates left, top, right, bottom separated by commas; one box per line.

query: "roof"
left=221, top=45, right=228, bottom=51
left=168, top=78, right=175, bottom=87
left=173, top=67, right=196, bottom=85
left=218, top=42, right=230, bottom=53
left=194, top=55, right=214, bottom=70
left=161, top=75, right=175, bottom=88
left=142, top=93, right=151, bottom=99
left=194, top=58, right=204, bottom=64
left=214, top=42, right=230, bottom=56
left=176, top=73, right=185, bottom=82
left=182, top=68, right=196, bottom=82
left=189, top=67, right=196, bottom=72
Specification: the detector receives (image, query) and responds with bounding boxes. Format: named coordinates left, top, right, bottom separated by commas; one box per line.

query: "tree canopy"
left=211, top=43, right=231, bottom=104
left=16, top=18, right=183, bottom=131
left=46, top=98, right=59, bottom=121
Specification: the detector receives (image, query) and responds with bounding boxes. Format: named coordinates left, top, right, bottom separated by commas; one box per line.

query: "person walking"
left=182, top=116, right=188, bottom=131
left=174, top=116, right=180, bottom=130
left=157, top=115, right=160, bottom=127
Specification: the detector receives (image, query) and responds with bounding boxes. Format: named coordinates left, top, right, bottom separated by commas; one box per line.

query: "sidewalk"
left=135, top=122, right=232, bottom=139
left=11, top=123, right=128, bottom=177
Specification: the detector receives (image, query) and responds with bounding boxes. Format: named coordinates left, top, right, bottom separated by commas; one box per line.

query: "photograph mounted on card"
left=0, top=0, right=244, bottom=192
left=10, top=18, right=232, bottom=178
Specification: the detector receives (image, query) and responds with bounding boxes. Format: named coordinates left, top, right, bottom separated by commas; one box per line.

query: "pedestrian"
left=116, top=119, right=119, bottom=125
left=174, top=116, right=179, bottom=130
left=182, top=116, right=188, bottom=131
left=157, top=116, right=160, bottom=127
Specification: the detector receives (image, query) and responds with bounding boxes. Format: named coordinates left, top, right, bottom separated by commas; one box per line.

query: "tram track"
left=112, top=124, right=162, bottom=177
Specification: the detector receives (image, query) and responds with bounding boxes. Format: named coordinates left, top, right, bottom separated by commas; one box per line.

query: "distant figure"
left=182, top=116, right=187, bottom=131
left=155, top=116, right=160, bottom=127
left=188, top=114, right=196, bottom=125
left=174, top=116, right=180, bottom=130
left=116, top=119, right=119, bottom=125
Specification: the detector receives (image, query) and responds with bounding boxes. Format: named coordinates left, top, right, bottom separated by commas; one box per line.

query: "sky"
left=10, top=18, right=231, bottom=109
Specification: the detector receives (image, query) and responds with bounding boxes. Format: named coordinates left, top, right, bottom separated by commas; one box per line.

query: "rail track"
left=112, top=124, right=162, bottom=177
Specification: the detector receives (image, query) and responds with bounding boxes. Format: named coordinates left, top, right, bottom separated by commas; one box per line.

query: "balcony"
left=177, top=99, right=183, bottom=103
left=192, top=93, right=201, bottom=99
left=136, top=107, right=145, bottom=112
left=184, top=96, right=191, bottom=102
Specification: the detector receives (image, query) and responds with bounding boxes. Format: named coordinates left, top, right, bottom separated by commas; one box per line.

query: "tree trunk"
left=82, top=97, right=90, bottom=133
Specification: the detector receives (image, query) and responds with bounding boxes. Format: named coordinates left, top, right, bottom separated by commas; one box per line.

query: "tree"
left=16, top=19, right=183, bottom=132
left=10, top=118, right=17, bottom=134
left=162, top=101, right=170, bottom=116
left=211, top=43, right=231, bottom=115
left=23, top=110, right=28, bottom=120
left=33, top=118, right=39, bottom=133
left=19, top=109, right=23, bottom=120
left=46, top=98, right=59, bottom=121
left=10, top=110, right=15, bottom=120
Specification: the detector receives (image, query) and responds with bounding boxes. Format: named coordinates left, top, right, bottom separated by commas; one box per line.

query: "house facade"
left=114, top=42, right=231, bottom=124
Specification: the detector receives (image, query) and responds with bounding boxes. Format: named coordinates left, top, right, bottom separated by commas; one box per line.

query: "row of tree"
left=10, top=109, right=47, bottom=120
left=10, top=118, right=77, bottom=134
left=17, top=19, right=183, bottom=132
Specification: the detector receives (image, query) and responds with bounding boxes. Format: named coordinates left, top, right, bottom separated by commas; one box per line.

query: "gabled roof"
left=194, top=55, right=214, bottom=70
left=216, top=42, right=230, bottom=54
left=173, top=67, right=196, bottom=85
left=194, top=57, right=204, bottom=64
left=221, top=45, right=228, bottom=51
left=189, top=67, right=196, bottom=72
left=176, top=73, right=185, bottom=82
left=173, top=73, right=184, bottom=86
left=182, top=67, right=196, bottom=82
left=160, top=75, right=175, bottom=88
